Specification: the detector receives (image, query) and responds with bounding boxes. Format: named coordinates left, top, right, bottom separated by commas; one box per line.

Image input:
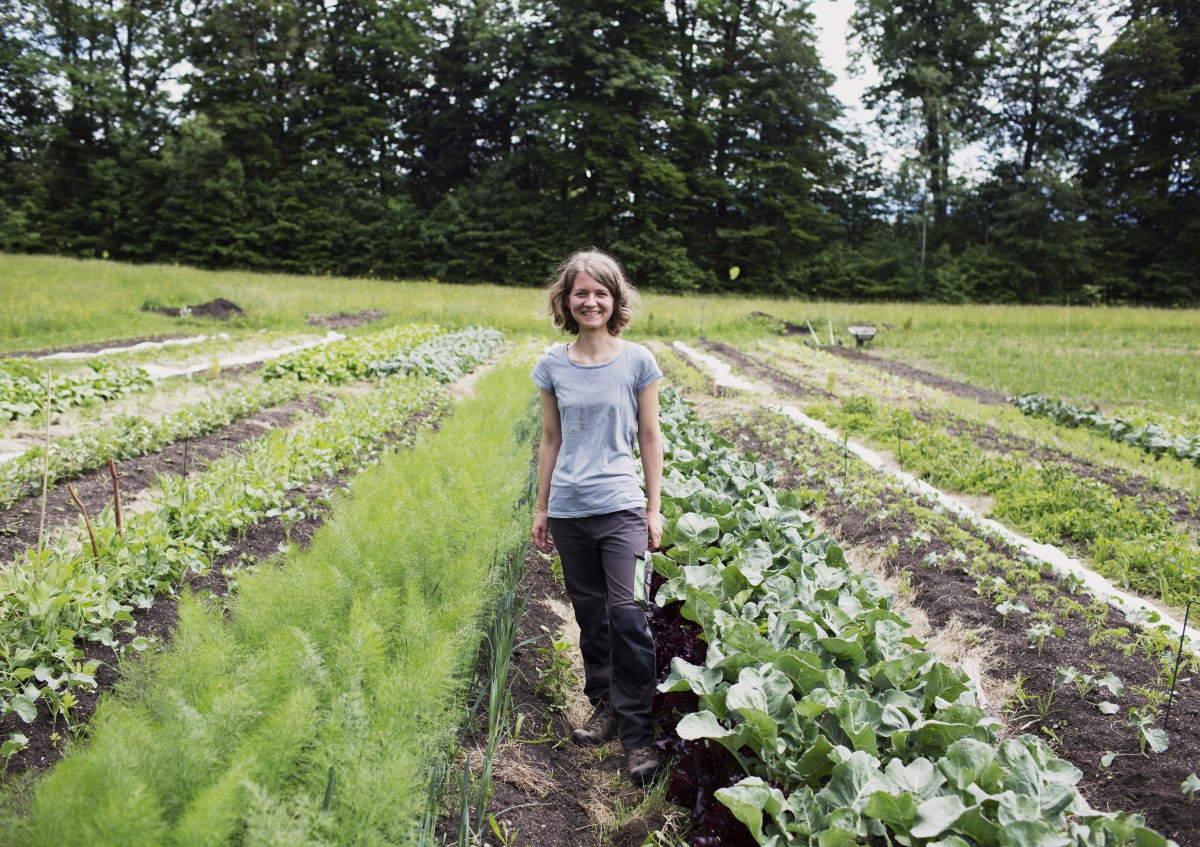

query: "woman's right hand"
left=532, top=509, right=553, bottom=553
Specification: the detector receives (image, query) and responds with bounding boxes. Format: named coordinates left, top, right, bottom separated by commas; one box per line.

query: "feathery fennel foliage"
left=2, top=359, right=535, bottom=846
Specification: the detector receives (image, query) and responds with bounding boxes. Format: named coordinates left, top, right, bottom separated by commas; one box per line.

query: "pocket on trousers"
left=632, top=550, right=651, bottom=610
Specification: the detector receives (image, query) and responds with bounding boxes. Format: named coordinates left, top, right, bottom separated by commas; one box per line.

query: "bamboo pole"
left=35, top=368, right=52, bottom=581
left=67, top=483, right=100, bottom=562
left=108, top=458, right=124, bottom=537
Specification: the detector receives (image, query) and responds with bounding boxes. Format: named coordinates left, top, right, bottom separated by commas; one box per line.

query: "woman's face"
left=569, top=272, right=614, bottom=331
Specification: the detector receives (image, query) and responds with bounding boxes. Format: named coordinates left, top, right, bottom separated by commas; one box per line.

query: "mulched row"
left=699, top=339, right=836, bottom=400
left=2, top=334, right=193, bottom=360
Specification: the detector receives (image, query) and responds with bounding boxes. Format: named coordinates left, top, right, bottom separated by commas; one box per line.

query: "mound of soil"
left=748, top=311, right=811, bottom=335
left=306, top=309, right=386, bottom=329
left=146, top=299, right=244, bottom=320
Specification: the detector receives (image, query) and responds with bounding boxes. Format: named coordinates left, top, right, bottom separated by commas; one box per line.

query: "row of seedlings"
left=1014, top=395, right=1200, bottom=467
left=706, top=399, right=1198, bottom=843
left=0, top=324, right=448, bottom=505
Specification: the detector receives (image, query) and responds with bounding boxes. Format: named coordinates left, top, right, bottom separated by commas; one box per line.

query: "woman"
left=530, top=249, right=664, bottom=786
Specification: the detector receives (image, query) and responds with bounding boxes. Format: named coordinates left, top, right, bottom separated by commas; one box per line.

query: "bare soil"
left=437, top=546, right=674, bottom=847
left=145, top=298, right=244, bottom=320
left=746, top=312, right=812, bottom=336
left=699, top=339, right=836, bottom=399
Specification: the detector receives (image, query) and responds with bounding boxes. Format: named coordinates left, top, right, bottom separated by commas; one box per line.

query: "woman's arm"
left=636, top=379, right=664, bottom=551
left=532, top=388, right=562, bottom=553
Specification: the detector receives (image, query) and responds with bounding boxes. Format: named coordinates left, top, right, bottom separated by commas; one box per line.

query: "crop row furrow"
left=699, top=341, right=1200, bottom=610
left=0, top=323, right=471, bottom=507
left=0, top=394, right=331, bottom=566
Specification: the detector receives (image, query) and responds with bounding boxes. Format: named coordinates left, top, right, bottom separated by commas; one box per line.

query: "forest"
left=0, top=0, right=1196, bottom=303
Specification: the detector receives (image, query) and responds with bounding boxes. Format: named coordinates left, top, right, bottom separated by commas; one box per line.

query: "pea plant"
left=0, top=377, right=316, bottom=507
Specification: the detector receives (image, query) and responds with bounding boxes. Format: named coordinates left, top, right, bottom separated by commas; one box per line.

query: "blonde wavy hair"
left=544, top=249, right=640, bottom=336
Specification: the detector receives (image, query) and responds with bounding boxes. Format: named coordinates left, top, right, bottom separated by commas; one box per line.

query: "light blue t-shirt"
left=531, top=341, right=662, bottom=518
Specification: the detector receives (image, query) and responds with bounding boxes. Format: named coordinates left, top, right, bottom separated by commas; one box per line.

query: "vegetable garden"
left=1, top=257, right=1199, bottom=846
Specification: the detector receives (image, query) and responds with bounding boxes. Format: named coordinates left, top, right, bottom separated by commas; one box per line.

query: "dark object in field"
left=747, top=311, right=810, bottom=335
left=847, top=324, right=877, bottom=347
left=306, top=309, right=386, bottom=329
left=144, top=299, right=244, bottom=320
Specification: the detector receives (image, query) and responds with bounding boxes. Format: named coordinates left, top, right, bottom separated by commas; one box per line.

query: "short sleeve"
left=531, top=350, right=555, bottom=393
left=634, top=345, right=663, bottom=394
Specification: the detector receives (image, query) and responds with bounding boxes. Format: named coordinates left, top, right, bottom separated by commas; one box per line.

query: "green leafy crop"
left=650, top=389, right=1172, bottom=846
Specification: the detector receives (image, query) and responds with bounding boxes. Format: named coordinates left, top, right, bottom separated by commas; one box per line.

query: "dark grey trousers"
left=549, top=508, right=656, bottom=749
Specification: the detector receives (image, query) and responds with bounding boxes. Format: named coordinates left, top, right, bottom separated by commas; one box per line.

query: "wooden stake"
left=35, top=368, right=52, bottom=581
left=108, top=458, right=124, bottom=538
left=67, top=483, right=100, bottom=563
left=1163, top=600, right=1193, bottom=731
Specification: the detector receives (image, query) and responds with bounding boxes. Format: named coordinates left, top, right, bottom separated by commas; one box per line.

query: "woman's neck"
left=569, top=329, right=624, bottom=365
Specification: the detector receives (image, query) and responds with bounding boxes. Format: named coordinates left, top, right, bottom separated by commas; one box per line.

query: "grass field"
left=4, top=253, right=1198, bottom=416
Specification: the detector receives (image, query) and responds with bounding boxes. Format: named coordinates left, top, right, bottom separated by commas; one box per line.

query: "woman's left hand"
left=647, top=510, right=663, bottom=552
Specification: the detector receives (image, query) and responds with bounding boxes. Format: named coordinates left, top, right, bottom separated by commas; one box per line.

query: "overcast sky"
left=811, top=0, right=873, bottom=124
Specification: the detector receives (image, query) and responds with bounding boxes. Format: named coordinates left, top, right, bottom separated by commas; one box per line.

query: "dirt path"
left=440, top=547, right=675, bottom=847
